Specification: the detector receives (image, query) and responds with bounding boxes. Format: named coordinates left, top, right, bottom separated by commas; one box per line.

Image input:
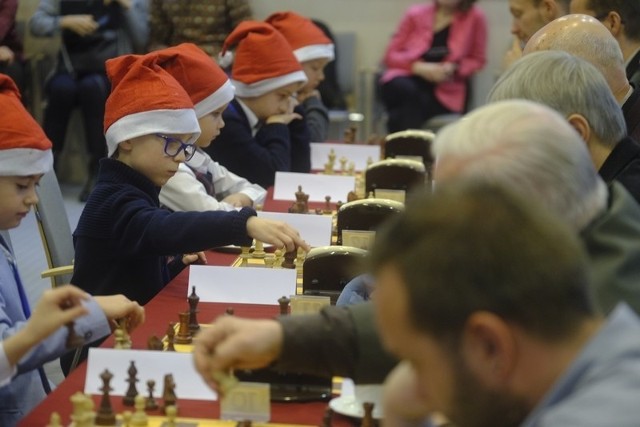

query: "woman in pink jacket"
left=380, top=0, right=487, bottom=133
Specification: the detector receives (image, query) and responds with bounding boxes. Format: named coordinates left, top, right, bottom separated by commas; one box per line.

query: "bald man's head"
left=523, top=14, right=629, bottom=101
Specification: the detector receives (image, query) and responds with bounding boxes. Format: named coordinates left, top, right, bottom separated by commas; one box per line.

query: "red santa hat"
left=104, top=54, right=201, bottom=157
left=220, top=21, right=307, bottom=97
left=266, top=12, right=335, bottom=63
left=151, top=43, right=235, bottom=118
left=0, top=74, right=53, bottom=176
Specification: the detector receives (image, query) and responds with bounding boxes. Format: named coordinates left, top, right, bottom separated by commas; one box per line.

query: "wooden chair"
left=302, top=245, right=368, bottom=303
left=336, top=198, right=404, bottom=245
left=364, top=158, right=427, bottom=196
left=35, top=170, right=74, bottom=288
left=384, top=129, right=435, bottom=175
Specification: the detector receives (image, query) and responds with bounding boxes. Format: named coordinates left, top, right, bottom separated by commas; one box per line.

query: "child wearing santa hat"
left=153, top=43, right=267, bottom=212
left=204, top=21, right=311, bottom=188
left=0, top=73, right=144, bottom=426
left=266, top=11, right=335, bottom=143
left=71, top=52, right=308, bottom=306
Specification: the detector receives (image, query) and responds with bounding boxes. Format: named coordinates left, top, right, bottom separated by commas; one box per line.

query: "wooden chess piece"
left=361, top=402, right=375, bottom=427
left=339, top=156, right=348, bottom=174
left=130, top=394, right=148, bottom=426
left=95, top=369, right=116, bottom=425
left=118, top=318, right=132, bottom=349
left=253, top=240, right=266, bottom=258
left=295, top=247, right=305, bottom=280
left=114, top=328, right=126, bottom=349
left=328, top=148, right=336, bottom=169
left=65, top=321, right=84, bottom=349
left=121, top=410, right=132, bottom=427
left=225, top=307, right=235, bottom=316
left=236, top=421, right=253, bottom=427
left=323, top=195, right=332, bottom=214
left=278, top=296, right=290, bottom=316
left=165, top=405, right=177, bottom=427
left=165, top=322, right=176, bottom=351
left=324, top=162, right=333, bottom=175
left=282, top=250, right=296, bottom=269
left=273, top=249, right=284, bottom=268
left=174, top=312, right=192, bottom=344
left=123, top=361, right=139, bottom=406
left=162, top=374, right=177, bottom=410
left=47, top=412, right=62, bottom=427
left=240, top=246, right=251, bottom=267
left=70, top=392, right=86, bottom=426
left=147, top=335, right=163, bottom=351
left=188, top=286, right=200, bottom=333
left=347, top=191, right=359, bottom=202
left=335, top=200, right=343, bottom=211
left=264, top=255, right=275, bottom=268
left=348, top=161, right=356, bottom=176
left=145, top=380, right=159, bottom=411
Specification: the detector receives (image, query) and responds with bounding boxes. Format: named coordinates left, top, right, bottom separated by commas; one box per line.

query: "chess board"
left=116, top=416, right=313, bottom=427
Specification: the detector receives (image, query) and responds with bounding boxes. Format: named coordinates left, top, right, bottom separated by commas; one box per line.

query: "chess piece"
left=122, top=410, right=132, bottom=427
left=295, top=247, right=305, bottom=279
left=65, top=321, right=84, bottom=349
left=366, top=156, right=373, bottom=168
left=323, top=162, right=333, bottom=175
left=240, top=246, right=251, bottom=267
left=361, top=402, right=375, bottom=427
left=130, top=394, right=148, bottom=426
left=254, top=204, right=263, bottom=211
left=273, top=249, right=284, bottom=268
left=264, top=255, right=275, bottom=268
left=236, top=421, right=253, bottom=427
left=166, top=322, right=176, bottom=351
left=339, top=156, right=348, bottom=174
left=165, top=405, right=177, bottom=427
left=47, top=412, right=62, bottom=427
left=335, top=200, right=343, bottom=211
left=321, top=407, right=334, bottom=427
left=114, top=328, right=126, bottom=349
left=188, top=286, right=200, bottom=333
left=368, top=191, right=375, bottom=199
left=347, top=191, right=360, bottom=202
left=174, top=312, right=192, bottom=344
left=323, top=196, right=332, bottom=214
left=328, top=148, right=336, bottom=169
left=225, top=306, right=235, bottom=316
left=253, top=240, right=266, bottom=259
left=278, top=296, right=290, bottom=316
left=145, top=379, right=159, bottom=410
left=343, top=126, right=355, bottom=144
left=282, top=250, right=296, bottom=269
left=147, top=335, right=163, bottom=351
left=123, top=361, right=139, bottom=406
left=162, top=374, right=177, bottom=410
left=348, top=161, right=356, bottom=176
left=70, top=392, right=86, bottom=426
left=95, top=369, right=116, bottom=425
left=294, top=185, right=309, bottom=214
left=118, top=318, right=132, bottom=349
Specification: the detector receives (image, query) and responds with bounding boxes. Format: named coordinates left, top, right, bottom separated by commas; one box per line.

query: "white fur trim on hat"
left=194, top=80, right=235, bottom=118
left=231, top=70, right=308, bottom=98
left=105, top=109, right=201, bottom=157
left=294, top=44, right=335, bottom=63
left=0, top=148, right=53, bottom=176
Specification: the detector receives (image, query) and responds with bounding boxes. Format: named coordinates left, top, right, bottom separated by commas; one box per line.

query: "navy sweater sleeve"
left=289, top=105, right=312, bottom=173
left=207, top=101, right=292, bottom=188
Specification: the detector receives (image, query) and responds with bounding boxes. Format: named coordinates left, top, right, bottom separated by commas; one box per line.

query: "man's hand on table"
left=193, top=316, right=283, bottom=393
left=246, top=216, right=310, bottom=253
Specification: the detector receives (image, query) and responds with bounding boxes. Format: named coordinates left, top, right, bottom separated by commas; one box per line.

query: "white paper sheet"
left=257, top=211, right=332, bottom=247
left=188, top=265, right=297, bottom=304
left=311, top=143, right=381, bottom=171
left=273, top=172, right=355, bottom=202
left=85, top=348, right=217, bottom=400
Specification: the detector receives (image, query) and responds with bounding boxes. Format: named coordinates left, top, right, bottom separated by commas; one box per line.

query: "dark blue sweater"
left=71, top=159, right=256, bottom=305
left=205, top=99, right=311, bottom=188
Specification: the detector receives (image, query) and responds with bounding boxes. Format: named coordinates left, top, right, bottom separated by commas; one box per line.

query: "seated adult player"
left=489, top=49, right=640, bottom=202
left=193, top=100, right=640, bottom=405
left=523, top=14, right=640, bottom=143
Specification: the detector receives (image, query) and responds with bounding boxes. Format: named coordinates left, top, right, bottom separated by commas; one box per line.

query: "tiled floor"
left=8, top=183, right=85, bottom=386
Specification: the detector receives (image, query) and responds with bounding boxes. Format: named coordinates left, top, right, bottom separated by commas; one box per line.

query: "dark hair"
left=369, top=181, right=596, bottom=346
left=457, top=0, right=478, bottom=12
left=587, top=0, right=640, bottom=41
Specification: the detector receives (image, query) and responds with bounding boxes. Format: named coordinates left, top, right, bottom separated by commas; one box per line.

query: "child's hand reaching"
left=182, top=251, right=208, bottom=266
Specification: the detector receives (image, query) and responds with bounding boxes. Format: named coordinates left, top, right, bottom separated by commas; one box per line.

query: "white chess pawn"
left=165, top=405, right=178, bottom=427
left=130, top=394, right=148, bottom=426
left=47, top=412, right=62, bottom=427
left=253, top=240, right=266, bottom=259
left=240, top=246, right=251, bottom=267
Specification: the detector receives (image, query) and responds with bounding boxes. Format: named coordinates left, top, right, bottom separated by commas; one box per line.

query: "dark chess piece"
left=323, top=196, right=332, bottom=214
left=145, top=379, right=159, bottom=410
left=347, top=191, right=360, bottom=202
left=174, top=312, right=192, bottom=344
left=188, top=286, right=200, bottom=333
left=147, top=335, right=163, bottom=351
left=282, top=250, right=296, bottom=269
left=163, top=374, right=177, bottom=410
left=62, top=299, right=84, bottom=349
left=225, top=307, right=235, bottom=316
left=123, top=361, right=138, bottom=406
left=361, top=402, right=375, bottom=427
left=278, top=296, right=290, bottom=316
left=95, top=369, right=116, bottom=425
left=236, top=421, right=252, bottom=427
left=321, top=406, right=334, bottom=427
left=166, top=322, right=176, bottom=351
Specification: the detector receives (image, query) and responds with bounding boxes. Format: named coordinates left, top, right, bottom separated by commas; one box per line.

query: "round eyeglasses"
left=155, top=134, right=196, bottom=161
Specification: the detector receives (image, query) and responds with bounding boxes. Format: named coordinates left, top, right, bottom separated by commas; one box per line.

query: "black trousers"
left=380, top=75, right=451, bottom=133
